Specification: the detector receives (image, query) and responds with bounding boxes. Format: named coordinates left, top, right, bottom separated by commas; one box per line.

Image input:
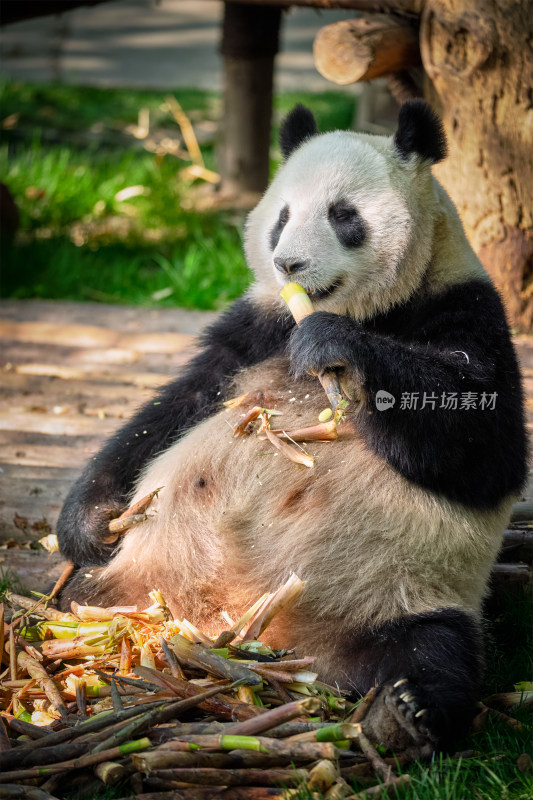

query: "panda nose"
left=274, top=257, right=310, bottom=275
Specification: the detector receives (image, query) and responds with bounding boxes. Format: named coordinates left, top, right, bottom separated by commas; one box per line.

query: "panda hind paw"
left=361, top=679, right=439, bottom=760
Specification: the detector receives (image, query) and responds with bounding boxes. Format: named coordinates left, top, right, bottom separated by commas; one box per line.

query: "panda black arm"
left=289, top=279, right=527, bottom=509
left=57, top=297, right=294, bottom=566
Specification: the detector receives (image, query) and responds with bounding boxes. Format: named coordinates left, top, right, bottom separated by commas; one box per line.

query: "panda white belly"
left=96, top=355, right=510, bottom=680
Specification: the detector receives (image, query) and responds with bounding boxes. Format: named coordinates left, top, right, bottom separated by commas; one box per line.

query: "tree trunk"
left=218, top=3, right=282, bottom=201
left=420, top=0, right=533, bottom=330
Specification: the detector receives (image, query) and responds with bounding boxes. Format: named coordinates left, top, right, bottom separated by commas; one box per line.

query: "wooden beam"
left=207, top=0, right=422, bottom=17
left=314, top=15, right=420, bottom=85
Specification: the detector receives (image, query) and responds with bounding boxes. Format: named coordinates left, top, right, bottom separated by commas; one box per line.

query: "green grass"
left=0, top=80, right=356, bottom=309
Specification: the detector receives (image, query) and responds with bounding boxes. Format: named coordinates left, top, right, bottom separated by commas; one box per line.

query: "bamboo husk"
left=40, top=636, right=106, bottom=660
left=244, top=573, right=305, bottom=642
left=71, top=603, right=138, bottom=621
left=119, top=636, right=132, bottom=675
left=17, top=652, right=68, bottom=722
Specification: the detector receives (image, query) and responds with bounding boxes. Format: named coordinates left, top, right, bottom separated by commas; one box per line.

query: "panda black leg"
left=345, top=609, right=483, bottom=757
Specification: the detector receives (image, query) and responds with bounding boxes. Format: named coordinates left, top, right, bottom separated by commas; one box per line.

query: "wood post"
left=218, top=3, right=282, bottom=200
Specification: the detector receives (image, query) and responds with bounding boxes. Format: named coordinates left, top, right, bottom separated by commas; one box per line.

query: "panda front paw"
left=57, top=493, right=126, bottom=566
left=288, top=311, right=360, bottom=378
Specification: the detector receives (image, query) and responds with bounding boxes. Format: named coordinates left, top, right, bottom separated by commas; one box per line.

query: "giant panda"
left=57, top=100, right=527, bottom=758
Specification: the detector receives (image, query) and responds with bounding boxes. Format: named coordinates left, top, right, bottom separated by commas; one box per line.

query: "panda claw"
left=415, top=708, right=427, bottom=718
left=400, top=692, right=414, bottom=703
left=393, top=678, right=409, bottom=688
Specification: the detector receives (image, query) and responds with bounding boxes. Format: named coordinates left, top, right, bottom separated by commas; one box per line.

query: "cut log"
left=314, top=15, right=421, bottom=85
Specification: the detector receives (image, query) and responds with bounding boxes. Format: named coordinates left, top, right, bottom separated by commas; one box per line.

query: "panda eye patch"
left=328, top=201, right=366, bottom=248
left=269, top=204, right=290, bottom=251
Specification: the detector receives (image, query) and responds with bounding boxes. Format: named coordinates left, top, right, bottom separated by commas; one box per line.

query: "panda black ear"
left=394, top=99, right=447, bottom=164
left=279, top=105, right=318, bottom=159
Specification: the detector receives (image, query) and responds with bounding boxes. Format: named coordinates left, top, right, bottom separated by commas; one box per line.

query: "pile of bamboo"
left=0, top=581, right=409, bottom=800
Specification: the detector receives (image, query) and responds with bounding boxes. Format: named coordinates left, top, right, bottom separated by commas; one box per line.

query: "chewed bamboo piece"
left=260, top=420, right=338, bottom=442
left=264, top=428, right=314, bottom=469
left=105, top=487, right=162, bottom=543
left=280, top=282, right=345, bottom=415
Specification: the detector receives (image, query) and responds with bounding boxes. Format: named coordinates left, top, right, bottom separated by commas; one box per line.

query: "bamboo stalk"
left=9, top=627, right=16, bottom=681
left=264, top=421, right=338, bottom=442
left=224, top=697, right=321, bottom=737
left=351, top=727, right=391, bottom=783
left=105, top=513, right=147, bottom=541
left=162, top=733, right=338, bottom=761
left=348, top=775, right=411, bottom=799
left=148, top=766, right=308, bottom=786
left=170, top=636, right=262, bottom=686
left=6, top=716, right=51, bottom=739
left=288, top=722, right=362, bottom=743
left=6, top=593, right=77, bottom=622
left=307, top=759, right=338, bottom=793
left=133, top=666, right=261, bottom=721
left=95, top=760, right=127, bottom=785
left=349, top=687, right=376, bottom=723
left=13, top=697, right=181, bottom=753
left=0, top=787, right=62, bottom=800
left=17, top=652, right=68, bottom=722
left=0, top=715, right=11, bottom=751
left=48, top=562, right=75, bottom=602
left=0, top=603, right=5, bottom=667
left=0, top=737, right=152, bottom=782
left=159, top=635, right=186, bottom=680
left=0, top=740, right=91, bottom=770
left=280, top=282, right=344, bottom=413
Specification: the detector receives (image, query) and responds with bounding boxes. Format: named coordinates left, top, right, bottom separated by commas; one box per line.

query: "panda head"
left=245, top=100, right=448, bottom=320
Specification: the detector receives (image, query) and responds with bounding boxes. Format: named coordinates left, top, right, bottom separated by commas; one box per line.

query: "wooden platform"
left=0, top=299, right=532, bottom=593
left=0, top=299, right=217, bottom=591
